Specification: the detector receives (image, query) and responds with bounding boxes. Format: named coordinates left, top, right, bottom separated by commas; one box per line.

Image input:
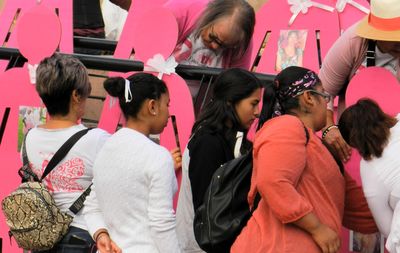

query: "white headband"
left=124, top=79, right=132, bottom=103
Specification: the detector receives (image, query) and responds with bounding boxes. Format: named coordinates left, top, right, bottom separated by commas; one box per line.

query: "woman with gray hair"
left=166, top=0, right=255, bottom=69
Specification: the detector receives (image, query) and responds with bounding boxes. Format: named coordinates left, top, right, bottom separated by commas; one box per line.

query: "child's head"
left=259, top=66, right=330, bottom=131
left=104, top=73, right=170, bottom=135
left=36, top=54, right=91, bottom=117
left=193, top=68, right=262, bottom=133
left=338, top=98, right=398, bottom=160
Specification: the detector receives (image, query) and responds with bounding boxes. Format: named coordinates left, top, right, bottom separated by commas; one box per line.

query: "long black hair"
left=192, top=68, right=262, bottom=139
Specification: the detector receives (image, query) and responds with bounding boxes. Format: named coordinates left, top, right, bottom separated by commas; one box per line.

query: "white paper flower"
left=145, top=54, right=178, bottom=80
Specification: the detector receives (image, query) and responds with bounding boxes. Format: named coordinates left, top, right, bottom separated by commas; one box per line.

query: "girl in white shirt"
left=90, top=73, right=181, bottom=253
left=338, top=98, right=400, bottom=252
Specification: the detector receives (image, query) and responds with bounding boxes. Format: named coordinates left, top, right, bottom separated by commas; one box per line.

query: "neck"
left=42, top=114, right=79, bottom=129
left=287, top=111, right=315, bottom=131
left=125, top=119, right=150, bottom=137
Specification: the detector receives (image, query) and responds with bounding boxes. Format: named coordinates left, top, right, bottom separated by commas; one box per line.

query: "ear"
left=147, top=99, right=158, bottom=116
left=302, top=90, right=314, bottom=105
left=71, top=90, right=81, bottom=104
left=299, top=91, right=315, bottom=112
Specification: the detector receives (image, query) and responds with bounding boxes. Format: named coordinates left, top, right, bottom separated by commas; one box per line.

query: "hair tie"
left=124, top=79, right=132, bottom=103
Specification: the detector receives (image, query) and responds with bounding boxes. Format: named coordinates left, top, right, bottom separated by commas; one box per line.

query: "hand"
left=323, top=127, right=352, bottom=162
left=310, top=223, right=341, bottom=253
left=170, top=147, right=182, bottom=171
left=96, top=233, right=122, bottom=253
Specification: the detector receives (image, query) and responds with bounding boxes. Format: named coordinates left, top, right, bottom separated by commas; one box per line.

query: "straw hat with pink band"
left=356, top=0, right=400, bottom=41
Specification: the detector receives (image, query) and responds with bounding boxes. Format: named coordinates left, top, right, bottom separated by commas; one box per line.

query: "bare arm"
left=322, top=109, right=352, bottom=162
left=293, top=213, right=341, bottom=253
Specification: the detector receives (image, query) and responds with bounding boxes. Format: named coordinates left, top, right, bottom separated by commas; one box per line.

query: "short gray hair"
left=36, top=53, right=91, bottom=116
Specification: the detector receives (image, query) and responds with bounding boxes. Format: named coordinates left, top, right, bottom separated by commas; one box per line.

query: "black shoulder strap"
left=303, top=124, right=310, bottom=145
left=40, top=128, right=92, bottom=181
left=366, top=40, right=376, bottom=67
left=69, top=182, right=93, bottom=214
left=20, top=130, right=40, bottom=182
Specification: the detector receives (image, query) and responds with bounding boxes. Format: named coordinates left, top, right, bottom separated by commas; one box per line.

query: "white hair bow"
left=288, top=0, right=334, bottom=26
left=144, top=54, right=178, bottom=80
left=336, top=0, right=369, bottom=14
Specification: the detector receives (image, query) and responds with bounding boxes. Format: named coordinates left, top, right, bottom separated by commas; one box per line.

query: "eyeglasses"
left=295, top=90, right=331, bottom=103
left=207, top=26, right=235, bottom=50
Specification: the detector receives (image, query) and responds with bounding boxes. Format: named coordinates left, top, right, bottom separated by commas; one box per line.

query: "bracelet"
left=322, top=125, right=338, bottom=139
left=94, top=229, right=109, bottom=242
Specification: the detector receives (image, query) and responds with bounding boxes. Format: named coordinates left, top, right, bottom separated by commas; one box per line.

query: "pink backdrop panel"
left=0, top=67, right=43, bottom=253
left=346, top=67, right=400, bottom=116
left=334, top=0, right=369, bottom=31
left=17, top=4, right=61, bottom=64
left=131, top=8, right=178, bottom=62
left=113, top=0, right=169, bottom=59
left=159, top=74, right=195, bottom=207
left=252, top=0, right=340, bottom=74
left=0, top=0, right=73, bottom=71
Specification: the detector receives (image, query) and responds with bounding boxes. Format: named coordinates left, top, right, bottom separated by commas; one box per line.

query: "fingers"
left=111, top=241, right=122, bottom=253
left=170, top=147, right=180, bottom=154
left=97, top=237, right=112, bottom=253
left=324, top=128, right=351, bottom=162
left=327, top=238, right=340, bottom=253
left=170, top=147, right=182, bottom=171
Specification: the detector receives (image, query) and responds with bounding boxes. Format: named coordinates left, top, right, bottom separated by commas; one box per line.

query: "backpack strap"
left=40, top=128, right=92, bottom=181
left=303, top=124, right=310, bottom=145
left=19, top=130, right=40, bottom=182
left=366, top=40, right=376, bottom=67
left=234, top=131, right=244, bottom=158
left=69, top=183, right=93, bottom=215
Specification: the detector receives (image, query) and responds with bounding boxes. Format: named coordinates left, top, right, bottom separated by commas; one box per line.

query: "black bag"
left=193, top=124, right=310, bottom=252
left=193, top=150, right=256, bottom=252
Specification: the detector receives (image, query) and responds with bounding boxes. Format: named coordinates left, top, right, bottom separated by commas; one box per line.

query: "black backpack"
left=193, top=124, right=310, bottom=252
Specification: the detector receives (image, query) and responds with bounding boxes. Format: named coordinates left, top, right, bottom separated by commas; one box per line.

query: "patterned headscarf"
left=273, top=70, right=319, bottom=116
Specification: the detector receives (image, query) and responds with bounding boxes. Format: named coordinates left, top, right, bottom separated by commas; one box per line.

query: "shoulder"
left=188, top=129, right=226, bottom=151
left=337, top=21, right=368, bottom=55
left=86, top=128, right=111, bottom=140
left=258, top=115, right=304, bottom=134
left=255, top=115, right=306, bottom=145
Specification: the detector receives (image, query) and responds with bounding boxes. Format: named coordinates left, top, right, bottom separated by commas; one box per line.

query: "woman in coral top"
left=231, top=66, right=377, bottom=253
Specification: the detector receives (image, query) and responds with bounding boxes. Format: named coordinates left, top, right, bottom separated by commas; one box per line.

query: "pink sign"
left=17, top=3, right=61, bottom=64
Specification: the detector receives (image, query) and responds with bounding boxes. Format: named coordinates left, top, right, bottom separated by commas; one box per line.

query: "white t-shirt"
left=24, top=124, right=110, bottom=231
left=173, top=32, right=224, bottom=67
left=90, top=128, right=181, bottom=253
left=360, top=114, right=400, bottom=238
